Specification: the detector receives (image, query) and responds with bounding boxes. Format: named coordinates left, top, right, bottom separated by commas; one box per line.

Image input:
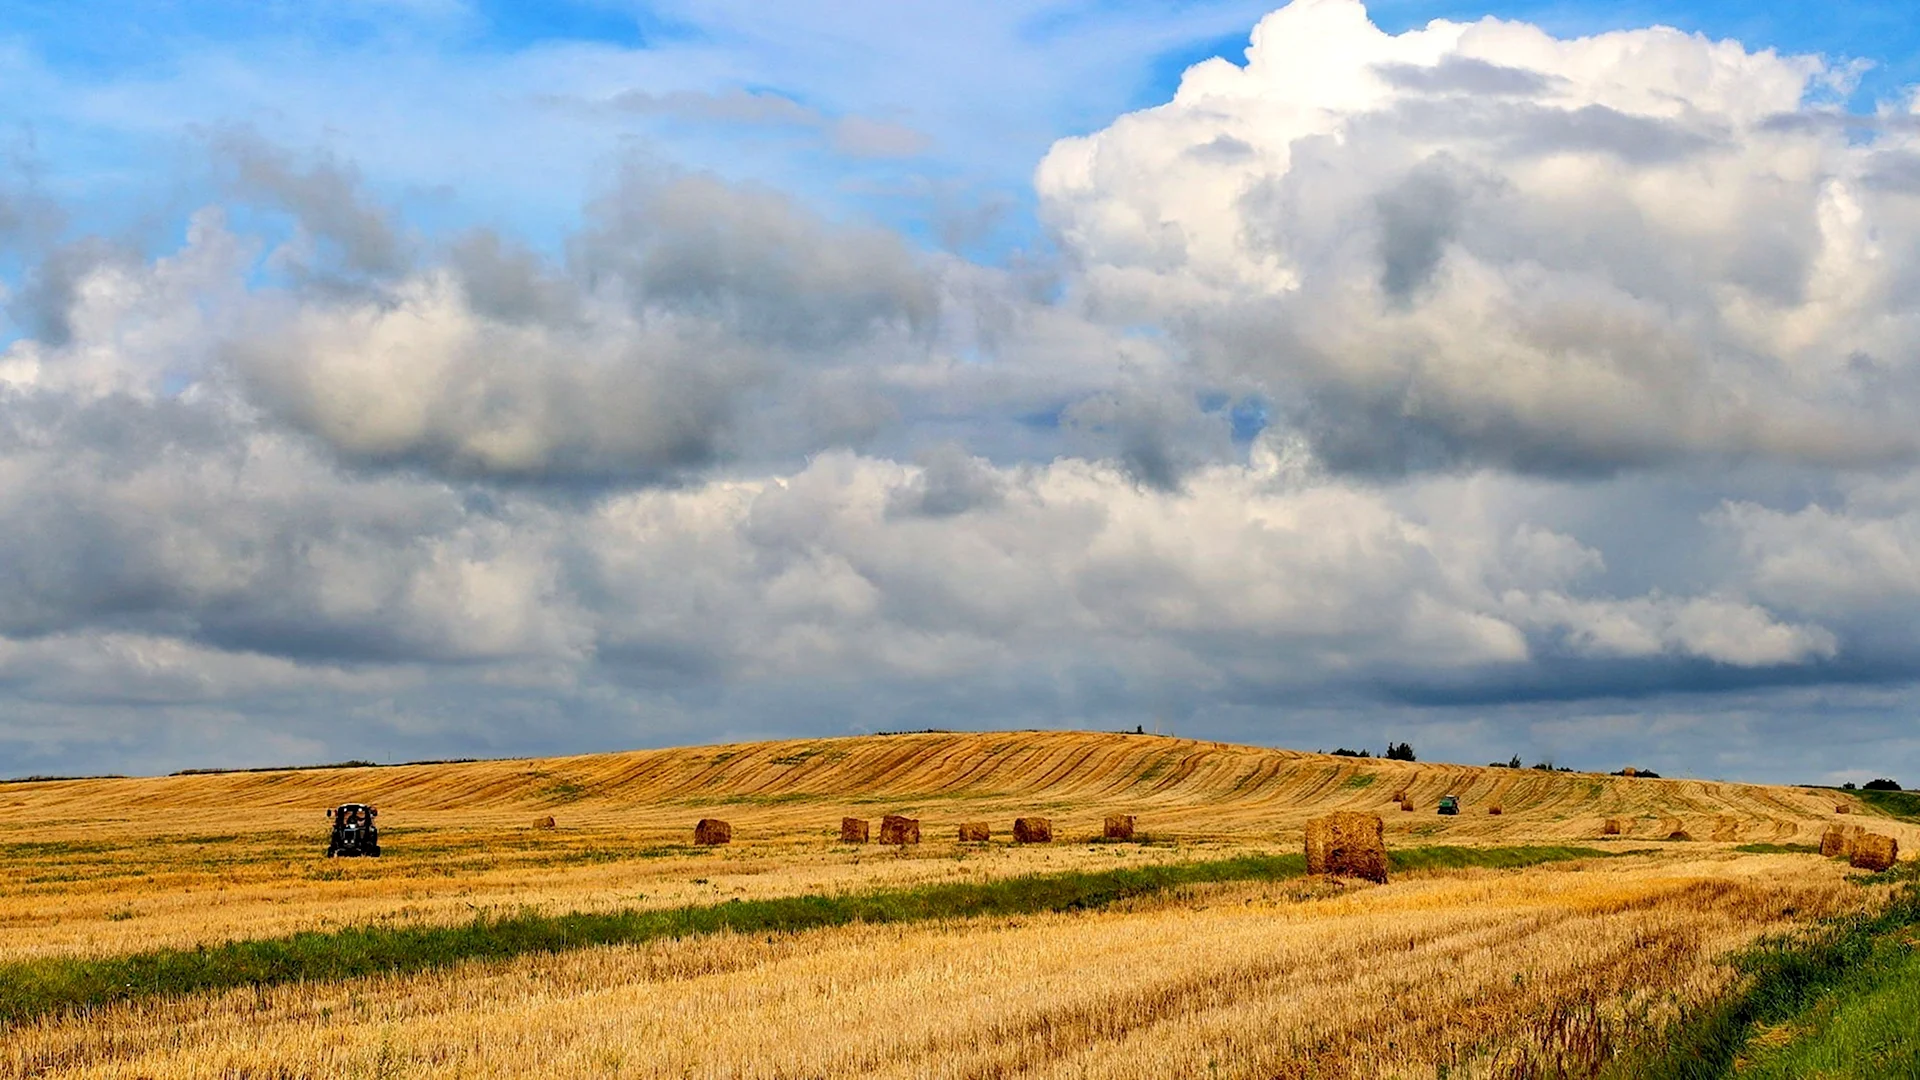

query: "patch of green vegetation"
left=766, top=749, right=819, bottom=766
left=1342, top=774, right=1378, bottom=790
left=1604, top=868, right=1920, bottom=1079
left=1389, top=845, right=1610, bottom=872
left=536, top=780, right=591, bottom=804
left=1736, top=843, right=1822, bottom=855
left=0, top=844, right=1600, bottom=1026
left=1853, top=787, right=1920, bottom=825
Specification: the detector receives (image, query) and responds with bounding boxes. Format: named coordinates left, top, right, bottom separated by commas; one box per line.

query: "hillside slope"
left=5, top=730, right=1899, bottom=848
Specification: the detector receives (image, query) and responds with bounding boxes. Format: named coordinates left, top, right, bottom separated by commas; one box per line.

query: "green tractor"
left=1437, top=795, right=1460, bottom=816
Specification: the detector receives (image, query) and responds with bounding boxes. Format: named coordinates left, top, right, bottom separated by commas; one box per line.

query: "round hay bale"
left=1399, top=798, right=1415, bottom=812
left=693, top=819, right=732, bottom=845
left=839, top=817, right=870, bottom=844
left=1850, top=833, right=1899, bottom=872
left=533, top=815, right=556, bottom=829
left=1667, top=830, right=1694, bottom=842
left=878, top=814, right=920, bottom=845
left=1103, top=815, right=1136, bottom=841
left=1304, top=812, right=1388, bottom=884
left=1487, top=805, right=1503, bottom=816
left=1835, top=804, right=1851, bottom=814
left=1012, top=817, right=1053, bottom=844
left=1601, top=818, right=1624, bottom=836
left=957, top=822, right=990, bottom=843
left=1821, top=824, right=1863, bottom=859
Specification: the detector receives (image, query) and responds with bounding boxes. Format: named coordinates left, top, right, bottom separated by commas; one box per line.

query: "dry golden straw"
left=1013, top=817, right=1053, bottom=844
left=1820, top=824, right=1862, bottom=859
left=1304, top=811, right=1388, bottom=884
left=1850, top=833, right=1899, bottom=872
left=878, top=814, right=920, bottom=845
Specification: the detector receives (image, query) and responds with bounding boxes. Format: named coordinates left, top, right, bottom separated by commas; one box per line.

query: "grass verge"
left=1852, top=787, right=1920, bottom=824
left=1603, top=865, right=1920, bottom=1079
left=0, top=844, right=1602, bottom=1026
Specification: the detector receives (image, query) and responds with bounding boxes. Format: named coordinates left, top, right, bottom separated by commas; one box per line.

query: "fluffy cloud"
left=5, top=1, right=1920, bottom=782
left=1038, top=0, right=1920, bottom=474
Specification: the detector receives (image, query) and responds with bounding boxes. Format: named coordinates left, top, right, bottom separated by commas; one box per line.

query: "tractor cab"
left=326, top=803, right=381, bottom=857
left=1437, top=795, right=1460, bottom=816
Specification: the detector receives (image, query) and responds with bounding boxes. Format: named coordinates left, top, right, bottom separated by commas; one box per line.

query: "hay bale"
left=1304, top=812, right=1388, bottom=884
left=1820, top=824, right=1862, bottom=859
left=1622, top=767, right=1637, bottom=778
left=1399, top=797, right=1415, bottom=812
left=1851, top=833, right=1899, bottom=872
left=839, top=817, right=870, bottom=843
left=957, top=822, right=990, bottom=843
left=1103, top=815, right=1136, bottom=841
left=878, top=814, right=920, bottom=845
left=1013, top=817, right=1053, bottom=844
left=1487, top=804, right=1503, bottom=816
left=1835, top=804, right=1851, bottom=814
left=693, top=818, right=732, bottom=845
left=533, top=815, right=556, bottom=829
left=1601, top=818, right=1624, bottom=836
left=1667, top=830, right=1694, bottom=842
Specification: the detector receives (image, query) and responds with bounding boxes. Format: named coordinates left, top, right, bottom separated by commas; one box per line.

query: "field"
left=2, top=731, right=1914, bottom=1078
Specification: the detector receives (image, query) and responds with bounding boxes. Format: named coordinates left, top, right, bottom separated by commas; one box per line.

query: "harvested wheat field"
left=1, top=731, right=1915, bottom=1077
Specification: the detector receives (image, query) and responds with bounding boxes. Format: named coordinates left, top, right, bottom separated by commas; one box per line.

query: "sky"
left=2, top=0, right=1919, bottom=784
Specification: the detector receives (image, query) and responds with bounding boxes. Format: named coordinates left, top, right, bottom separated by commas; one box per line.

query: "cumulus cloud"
left=1037, top=0, right=1920, bottom=475
left=8, top=4, right=1920, bottom=782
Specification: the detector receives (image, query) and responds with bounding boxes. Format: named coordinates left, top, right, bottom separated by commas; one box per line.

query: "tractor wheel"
left=369, top=846, right=382, bottom=857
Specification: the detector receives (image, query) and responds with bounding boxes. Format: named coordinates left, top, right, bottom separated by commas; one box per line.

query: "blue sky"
left=3, top=1, right=1920, bottom=781
left=7, top=0, right=1915, bottom=261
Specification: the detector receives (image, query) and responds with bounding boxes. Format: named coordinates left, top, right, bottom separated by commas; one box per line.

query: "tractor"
left=325, top=803, right=382, bottom=857
left=1437, top=795, right=1460, bottom=816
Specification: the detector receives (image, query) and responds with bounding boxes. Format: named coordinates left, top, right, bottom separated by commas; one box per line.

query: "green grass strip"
left=1603, top=867, right=1920, bottom=1079
left=1852, top=787, right=1920, bottom=825
left=0, top=843, right=1602, bottom=1027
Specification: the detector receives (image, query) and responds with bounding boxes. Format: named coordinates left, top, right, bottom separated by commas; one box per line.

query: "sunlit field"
left=2, top=731, right=1913, bottom=1077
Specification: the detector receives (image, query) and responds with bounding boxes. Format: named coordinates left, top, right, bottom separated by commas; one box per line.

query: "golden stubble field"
left=1, top=731, right=1911, bottom=1078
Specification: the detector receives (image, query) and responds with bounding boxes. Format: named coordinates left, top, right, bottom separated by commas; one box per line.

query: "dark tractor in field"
left=326, top=803, right=381, bottom=857
left=1437, top=795, right=1460, bottom=816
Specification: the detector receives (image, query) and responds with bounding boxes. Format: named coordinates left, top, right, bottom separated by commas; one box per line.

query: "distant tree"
left=1842, top=781, right=1858, bottom=790
left=1864, top=778, right=1903, bottom=791
left=1385, top=741, right=1416, bottom=762
left=1331, top=747, right=1371, bottom=758
left=1509, top=754, right=1523, bottom=769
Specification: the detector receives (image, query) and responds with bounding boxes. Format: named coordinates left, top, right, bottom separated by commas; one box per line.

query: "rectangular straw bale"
left=1820, top=824, right=1862, bottom=859
left=1304, top=812, right=1387, bottom=883
left=1835, top=804, right=1851, bottom=814
left=1602, top=818, right=1624, bottom=836
left=1013, top=817, right=1052, bottom=843
left=1850, top=833, right=1899, bottom=872
left=878, top=814, right=920, bottom=845
left=957, top=822, right=990, bottom=842
left=533, top=815, right=556, bottom=829
left=693, top=818, right=732, bottom=845
left=1487, top=804, right=1503, bottom=816
left=1103, top=815, right=1136, bottom=841
left=839, top=817, right=870, bottom=843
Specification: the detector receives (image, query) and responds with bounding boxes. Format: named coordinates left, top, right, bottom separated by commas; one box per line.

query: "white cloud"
left=1037, top=0, right=1920, bottom=473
